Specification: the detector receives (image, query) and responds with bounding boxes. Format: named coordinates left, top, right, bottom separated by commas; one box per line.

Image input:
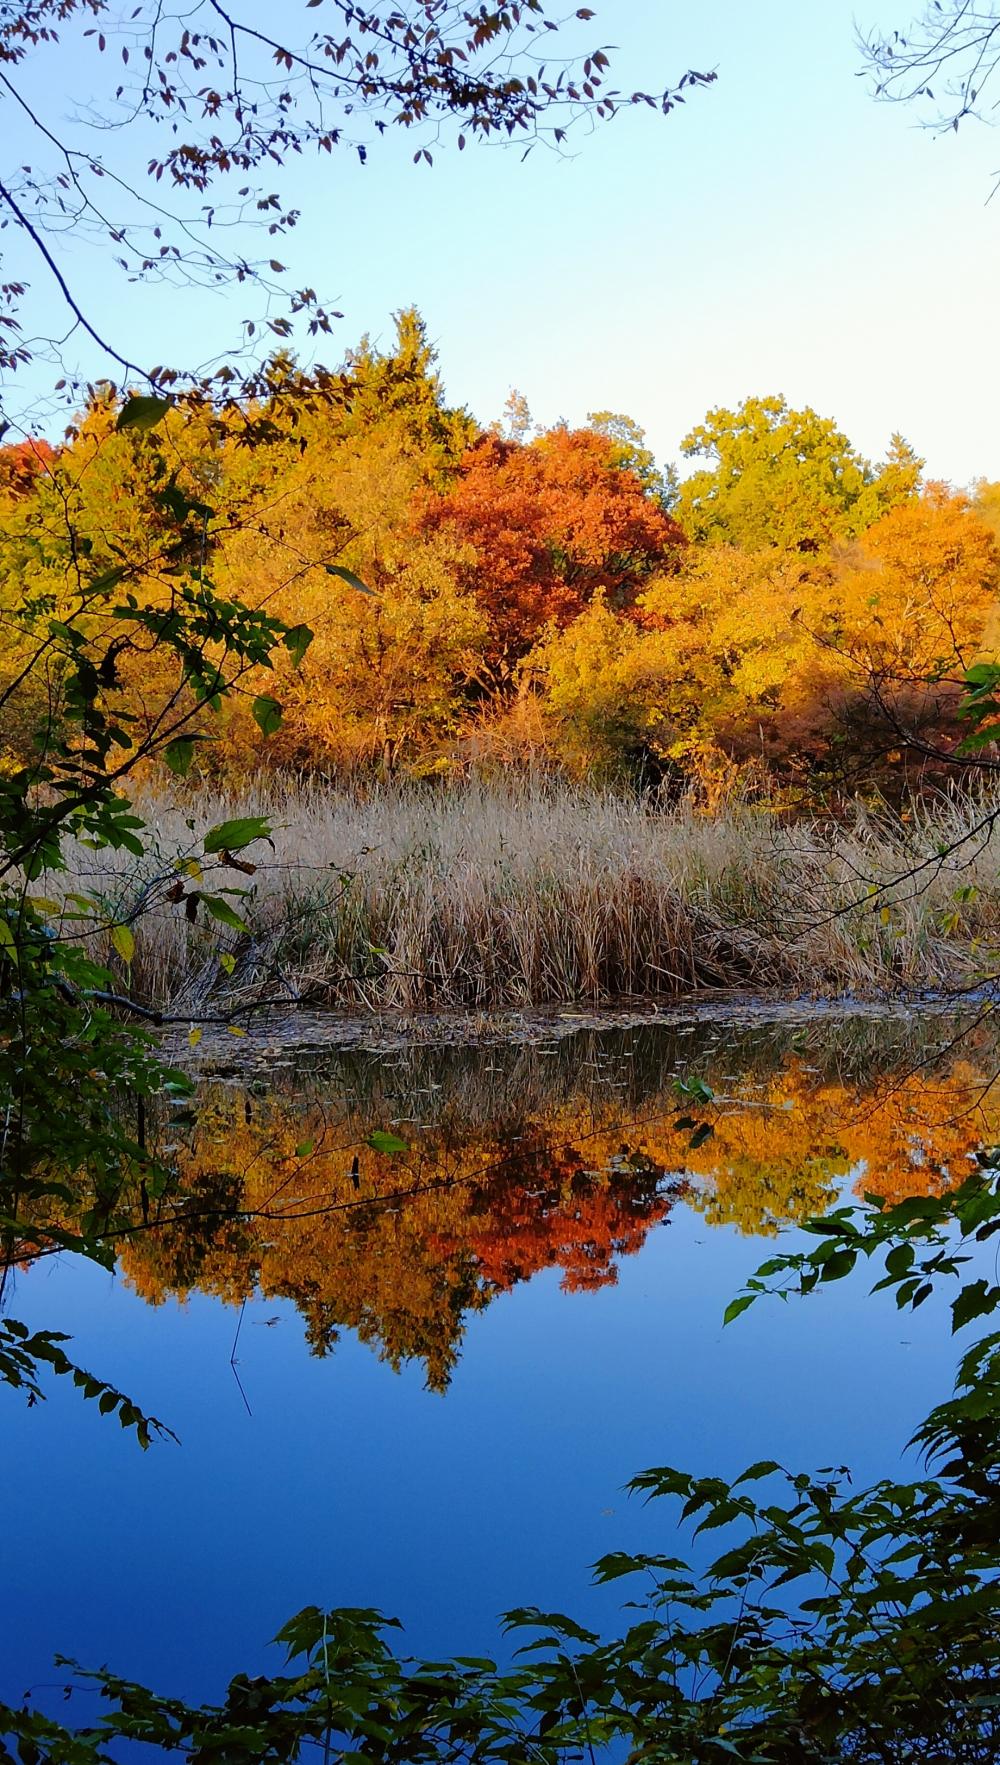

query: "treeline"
left=2, top=308, right=998, bottom=796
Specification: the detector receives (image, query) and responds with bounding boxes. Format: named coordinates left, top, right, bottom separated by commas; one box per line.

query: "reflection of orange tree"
left=434, top=1140, right=680, bottom=1295
left=120, top=1096, right=685, bottom=1390
left=685, top=1059, right=1000, bottom=1234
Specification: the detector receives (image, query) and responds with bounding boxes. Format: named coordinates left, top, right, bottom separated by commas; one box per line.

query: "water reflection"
left=5, top=1011, right=999, bottom=1703
left=102, top=1012, right=1000, bottom=1390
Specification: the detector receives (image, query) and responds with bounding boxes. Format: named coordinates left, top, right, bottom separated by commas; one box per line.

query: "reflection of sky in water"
left=0, top=1013, right=992, bottom=1711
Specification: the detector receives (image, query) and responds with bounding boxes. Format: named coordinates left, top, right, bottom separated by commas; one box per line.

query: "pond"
left=3, top=1003, right=994, bottom=1711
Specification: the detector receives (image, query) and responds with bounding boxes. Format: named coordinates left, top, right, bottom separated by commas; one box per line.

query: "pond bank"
left=158, top=988, right=979, bottom=1066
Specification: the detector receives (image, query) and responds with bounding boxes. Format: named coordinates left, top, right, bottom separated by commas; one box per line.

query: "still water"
left=1, top=1006, right=992, bottom=1707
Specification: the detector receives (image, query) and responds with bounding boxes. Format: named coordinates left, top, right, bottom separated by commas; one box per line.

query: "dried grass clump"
left=56, top=777, right=1000, bottom=1014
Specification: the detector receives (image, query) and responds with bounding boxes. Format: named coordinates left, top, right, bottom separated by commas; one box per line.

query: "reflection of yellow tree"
left=843, top=1061, right=997, bottom=1205
left=685, top=1059, right=1000, bottom=1234
left=109, top=1050, right=1000, bottom=1385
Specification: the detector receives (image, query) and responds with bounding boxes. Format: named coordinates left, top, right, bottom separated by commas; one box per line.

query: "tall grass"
left=59, top=777, right=1000, bottom=1014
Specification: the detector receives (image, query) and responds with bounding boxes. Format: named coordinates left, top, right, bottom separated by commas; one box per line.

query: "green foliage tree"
left=676, top=396, right=922, bottom=550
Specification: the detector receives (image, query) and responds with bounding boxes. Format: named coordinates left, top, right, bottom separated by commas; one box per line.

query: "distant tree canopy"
left=2, top=5, right=985, bottom=806
left=1, top=309, right=993, bottom=795
left=675, top=396, right=922, bottom=551
left=587, top=411, right=679, bottom=511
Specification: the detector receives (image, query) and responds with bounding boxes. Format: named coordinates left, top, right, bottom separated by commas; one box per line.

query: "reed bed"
left=56, top=778, right=1000, bottom=1014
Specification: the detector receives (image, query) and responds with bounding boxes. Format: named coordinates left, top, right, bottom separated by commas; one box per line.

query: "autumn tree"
left=206, top=311, right=485, bottom=771
left=419, top=425, right=685, bottom=666
left=587, top=411, right=678, bottom=510
left=676, top=397, right=921, bottom=551
left=0, top=438, right=56, bottom=499
left=527, top=475, right=1000, bottom=793
left=819, top=484, right=1000, bottom=778
left=0, top=311, right=486, bottom=778
left=836, top=484, right=1000, bottom=677
left=524, top=593, right=654, bottom=777
left=636, top=542, right=844, bottom=787
left=641, top=486, right=999, bottom=790
left=497, top=390, right=534, bottom=443
left=522, top=538, right=839, bottom=788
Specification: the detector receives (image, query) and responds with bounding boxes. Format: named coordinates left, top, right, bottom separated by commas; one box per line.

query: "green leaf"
left=957, top=725, right=1000, bottom=753
left=675, top=1076, right=715, bottom=1103
left=203, top=816, right=271, bottom=854
left=155, top=482, right=214, bottom=524
left=733, top=1459, right=781, bottom=1485
left=368, top=1131, right=409, bottom=1156
left=819, top=1248, right=857, bottom=1282
left=952, top=1279, right=999, bottom=1334
left=592, top=1552, right=643, bottom=1583
left=283, top=623, right=314, bottom=667
left=89, top=564, right=128, bottom=593
left=964, top=661, right=1000, bottom=687
left=723, top=1293, right=755, bottom=1326
left=252, top=695, right=283, bottom=737
left=116, top=395, right=172, bottom=432
left=200, top=895, right=250, bottom=934
left=163, top=737, right=196, bottom=777
left=325, top=564, right=377, bottom=596
left=886, top=1243, right=915, bottom=1279
left=0, top=919, right=18, bottom=968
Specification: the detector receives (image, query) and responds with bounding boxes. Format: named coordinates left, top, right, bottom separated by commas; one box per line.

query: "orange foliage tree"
left=418, top=426, right=685, bottom=666
left=812, top=485, right=1000, bottom=783
left=531, top=484, right=1000, bottom=792
left=0, top=438, right=57, bottom=500
left=835, top=485, right=1000, bottom=676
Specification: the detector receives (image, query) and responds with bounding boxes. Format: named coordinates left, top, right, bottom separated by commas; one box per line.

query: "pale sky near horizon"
left=6, top=0, right=1000, bottom=485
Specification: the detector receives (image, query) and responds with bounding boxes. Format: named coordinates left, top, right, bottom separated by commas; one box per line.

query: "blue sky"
left=7, top=0, right=1000, bottom=483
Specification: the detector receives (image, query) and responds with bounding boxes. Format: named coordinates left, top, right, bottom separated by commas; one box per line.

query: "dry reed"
left=55, top=778, right=1000, bottom=1014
